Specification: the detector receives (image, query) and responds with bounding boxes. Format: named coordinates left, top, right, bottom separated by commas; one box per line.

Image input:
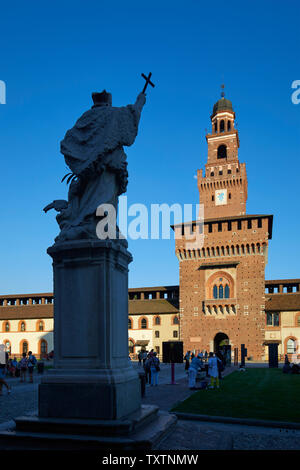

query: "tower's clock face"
left=215, top=189, right=227, bottom=205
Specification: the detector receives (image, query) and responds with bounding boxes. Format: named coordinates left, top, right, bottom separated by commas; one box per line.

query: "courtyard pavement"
left=0, top=363, right=299, bottom=450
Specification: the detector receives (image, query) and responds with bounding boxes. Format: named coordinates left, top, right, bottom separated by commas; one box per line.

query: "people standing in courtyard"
left=216, top=350, right=225, bottom=380
left=184, top=351, right=191, bottom=371
left=188, top=354, right=202, bottom=390
left=144, top=356, right=151, bottom=384
left=19, top=353, right=28, bottom=383
left=149, top=352, right=160, bottom=386
left=142, top=350, right=147, bottom=366
left=138, top=351, right=142, bottom=366
left=208, top=352, right=221, bottom=389
left=27, top=351, right=37, bottom=383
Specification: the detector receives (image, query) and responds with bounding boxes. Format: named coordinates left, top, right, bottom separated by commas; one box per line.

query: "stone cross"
left=141, top=72, right=155, bottom=94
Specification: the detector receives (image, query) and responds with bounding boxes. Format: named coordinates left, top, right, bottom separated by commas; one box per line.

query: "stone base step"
left=0, top=408, right=177, bottom=451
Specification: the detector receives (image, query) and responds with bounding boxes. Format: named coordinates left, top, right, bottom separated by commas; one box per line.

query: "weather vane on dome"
left=221, top=83, right=225, bottom=98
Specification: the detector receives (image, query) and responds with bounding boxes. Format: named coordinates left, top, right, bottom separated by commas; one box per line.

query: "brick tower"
left=174, top=90, right=273, bottom=361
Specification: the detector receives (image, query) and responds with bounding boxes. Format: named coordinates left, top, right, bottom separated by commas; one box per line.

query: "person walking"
left=19, top=353, right=28, bottom=383
left=0, top=363, right=11, bottom=395
left=208, top=352, right=221, bottom=389
left=149, top=352, right=160, bottom=386
left=188, top=354, right=202, bottom=390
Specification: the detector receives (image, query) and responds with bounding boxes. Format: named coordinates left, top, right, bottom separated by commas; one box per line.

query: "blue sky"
left=0, top=0, right=299, bottom=294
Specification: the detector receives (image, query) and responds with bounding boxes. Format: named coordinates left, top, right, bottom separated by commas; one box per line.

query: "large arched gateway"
left=214, top=332, right=231, bottom=365
left=214, top=332, right=229, bottom=351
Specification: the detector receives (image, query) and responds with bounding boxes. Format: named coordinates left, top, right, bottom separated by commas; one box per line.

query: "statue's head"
left=92, top=90, right=112, bottom=108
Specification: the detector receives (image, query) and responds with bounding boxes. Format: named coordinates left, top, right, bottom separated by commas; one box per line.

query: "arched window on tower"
left=213, top=285, right=218, bottom=299
left=228, top=121, right=231, bottom=131
left=220, top=120, right=225, bottom=132
left=225, top=285, right=230, bottom=299
left=219, top=285, right=224, bottom=299
left=209, top=275, right=233, bottom=300
left=214, top=122, right=217, bottom=133
left=217, top=145, right=227, bottom=159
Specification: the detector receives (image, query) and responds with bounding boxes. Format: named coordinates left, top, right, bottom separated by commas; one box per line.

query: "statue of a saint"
left=44, top=90, right=146, bottom=242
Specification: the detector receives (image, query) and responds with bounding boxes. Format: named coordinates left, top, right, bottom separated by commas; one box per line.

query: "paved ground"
left=0, top=364, right=299, bottom=450
left=0, top=376, right=40, bottom=425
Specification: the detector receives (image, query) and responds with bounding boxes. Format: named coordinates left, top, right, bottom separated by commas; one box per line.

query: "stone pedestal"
left=40, top=239, right=141, bottom=420
left=0, top=238, right=177, bottom=449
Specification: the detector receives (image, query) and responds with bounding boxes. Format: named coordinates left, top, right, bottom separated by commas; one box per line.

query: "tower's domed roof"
left=212, top=97, right=233, bottom=115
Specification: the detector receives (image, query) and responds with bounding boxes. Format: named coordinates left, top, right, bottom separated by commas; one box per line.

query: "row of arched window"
left=213, top=284, right=230, bottom=299
left=214, top=120, right=232, bottom=134
left=2, top=320, right=46, bottom=333
left=128, top=315, right=179, bottom=330
left=4, top=339, right=48, bottom=356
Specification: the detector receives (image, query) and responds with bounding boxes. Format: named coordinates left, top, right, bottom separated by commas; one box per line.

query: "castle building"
left=0, top=93, right=299, bottom=362
left=0, top=279, right=299, bottom=361
left=172, top=93, right=298, bottom=361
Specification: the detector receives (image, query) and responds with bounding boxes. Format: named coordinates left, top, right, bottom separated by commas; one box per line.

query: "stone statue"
left=44, top=90, right=146, bottom=242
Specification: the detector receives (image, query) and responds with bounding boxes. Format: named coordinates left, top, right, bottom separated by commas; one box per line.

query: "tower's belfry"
left=197, top=87, right=247, bottom=219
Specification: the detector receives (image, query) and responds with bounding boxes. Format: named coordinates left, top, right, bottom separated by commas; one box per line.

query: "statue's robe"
left=57, top=100, right=144, bottom=241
